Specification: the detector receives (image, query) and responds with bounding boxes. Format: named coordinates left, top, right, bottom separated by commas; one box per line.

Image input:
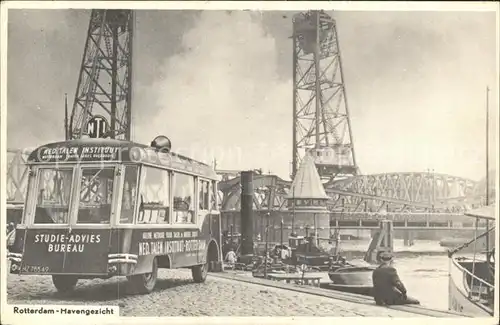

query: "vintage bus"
left=8, top=136, right=222, bottom=294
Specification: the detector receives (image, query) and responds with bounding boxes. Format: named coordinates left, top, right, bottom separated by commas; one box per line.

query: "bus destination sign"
left=37, top=146, right=121, bottom=162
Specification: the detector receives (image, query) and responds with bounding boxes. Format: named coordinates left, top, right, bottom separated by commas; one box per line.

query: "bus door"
left=60, top=166, right=118, bottom=275
left=20, top=166, right=75, bottom=275
left=197, top=179, right=215, bottom=265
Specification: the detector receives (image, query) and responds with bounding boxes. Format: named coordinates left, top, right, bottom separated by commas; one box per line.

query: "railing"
left=454, top=259, right=494, bottom=289
left=453, top=258, right=494, bottom=303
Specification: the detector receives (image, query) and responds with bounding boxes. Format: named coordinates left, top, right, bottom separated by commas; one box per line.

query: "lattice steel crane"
left=291, top=10, right=358, bottom=181
left=67, top=9, right=134, bottom=140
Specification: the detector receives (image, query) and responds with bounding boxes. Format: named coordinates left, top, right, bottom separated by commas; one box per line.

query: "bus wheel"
left=191, top=260, right=208, bottom=283
left=192, top=241, right=218, bottom=283
left=52, top=275, right=78, bottom=293
left=127, top=257, right=158, bottom=294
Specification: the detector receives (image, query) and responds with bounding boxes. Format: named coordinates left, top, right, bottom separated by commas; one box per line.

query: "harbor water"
left=382, top=252, right=450, bottom=310
left=339, top=239, right=452, bottom=310
left=251, top=239, right=458, bottom=310
left=336, top=238, right=491, bottom=311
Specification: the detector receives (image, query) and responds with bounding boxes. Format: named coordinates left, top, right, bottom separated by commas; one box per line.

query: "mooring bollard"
left=210, top=261, right=224, bottom=272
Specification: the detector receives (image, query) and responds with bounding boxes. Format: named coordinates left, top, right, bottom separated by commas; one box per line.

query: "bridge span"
left=217, top=170, right=486, bottom=214
left=6, top=150, right=487, bottom=224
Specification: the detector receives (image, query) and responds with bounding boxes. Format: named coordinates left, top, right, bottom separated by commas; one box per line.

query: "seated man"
left=372, top=252, right=420, bottom=306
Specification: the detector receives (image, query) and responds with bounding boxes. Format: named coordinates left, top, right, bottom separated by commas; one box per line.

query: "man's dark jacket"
left=372, top=263, right=407, bottom=305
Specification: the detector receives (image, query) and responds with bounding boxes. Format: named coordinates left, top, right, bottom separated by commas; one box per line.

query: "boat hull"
left=295, top=254, right=330, bottom=271
left=325, top=283, right=373, bottom=296
left=448, top=257, right=494, bottom=316
left=325, top=262, right=376, bottom=295
left=328, top=266, right=375, bottom=285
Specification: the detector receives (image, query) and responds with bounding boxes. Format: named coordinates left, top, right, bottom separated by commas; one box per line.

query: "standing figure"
left=372, top=252, right=420, bottom=306
left=225, top=248, right=237, bottom=270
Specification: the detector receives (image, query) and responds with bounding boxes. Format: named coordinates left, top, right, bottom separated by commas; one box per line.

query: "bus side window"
left=210, top=181, right=217, bottom=210
left=204, top=181, right=210, bottom=210
left=198, top=180, right=210, bottom=210
left=137, top=166, right=170, bottom=224
left=173, top=173, right=195, bottom=224
left=120, top=165, right=138, bottom=224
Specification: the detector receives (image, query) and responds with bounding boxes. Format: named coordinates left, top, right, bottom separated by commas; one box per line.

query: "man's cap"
left=379, top=252, right=393, bottom=261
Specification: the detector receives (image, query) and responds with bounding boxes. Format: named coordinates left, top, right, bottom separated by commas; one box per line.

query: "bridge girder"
left=218, top=172, right=484, bottom=213
left=6, top=149, right=30, bottom=205
left=218, top=173, right=291, bottom=212
left=325, top=172, right=482, bottom=213
left=6, top=150, right=485, bottom=214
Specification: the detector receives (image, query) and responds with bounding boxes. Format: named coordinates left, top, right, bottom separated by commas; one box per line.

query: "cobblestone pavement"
left=7, top=270, right=418, bottom=317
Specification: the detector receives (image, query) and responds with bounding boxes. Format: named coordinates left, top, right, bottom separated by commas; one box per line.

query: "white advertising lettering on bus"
left=39, top=146, right=120, bottom=161
left=138, top=239, right=207, bottom=256
left=34, top=233, right=102, bottom=253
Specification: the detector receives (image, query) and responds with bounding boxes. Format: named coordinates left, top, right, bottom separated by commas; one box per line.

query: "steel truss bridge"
left=216, top=169, right=487, bottom=223
left=6, top=149, right=30, bottom=208
left=7, top=150, right=487, bottom=224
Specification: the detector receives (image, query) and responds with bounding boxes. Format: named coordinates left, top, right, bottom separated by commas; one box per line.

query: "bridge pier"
left=365, top=220, right=394, bottom=263
left=403, top=230, right=415, bottom=246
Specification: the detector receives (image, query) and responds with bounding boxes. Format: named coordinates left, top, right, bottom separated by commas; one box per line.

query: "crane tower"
left=68, top=9, right=134, bottom=140
left=292, top=10, right=358, bottom=180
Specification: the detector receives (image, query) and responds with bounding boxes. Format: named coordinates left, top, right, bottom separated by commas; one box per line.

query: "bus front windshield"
left=33, top=166, right=117, bottom=225
left=34, top=168, right=73, bottom=224
left=77, top=167, right=115, bottom=224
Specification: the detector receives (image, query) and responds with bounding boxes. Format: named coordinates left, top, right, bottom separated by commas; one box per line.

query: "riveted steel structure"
left=6, top=149, right=31, bottom=206
left=292, top=10, right=357, bottom=180
left=325, top=172, right=482, bottom=213
left=5, top=152, right=486, bottom=221
left=218, top=172, right=484, bottom=216
left=69, top=9, right=134, bottom=140
left=218, top=171, right=291, bottom=212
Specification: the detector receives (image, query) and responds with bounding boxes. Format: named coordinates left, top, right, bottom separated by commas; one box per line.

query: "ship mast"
left=470, top=87, right=491, bottom=292
left=486, top=86, right=490, bottom=207
left=485, top=86, right=491, bottom=263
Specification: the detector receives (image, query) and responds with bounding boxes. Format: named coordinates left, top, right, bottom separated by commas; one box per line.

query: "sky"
left=6, top=8, right=498, bottom=182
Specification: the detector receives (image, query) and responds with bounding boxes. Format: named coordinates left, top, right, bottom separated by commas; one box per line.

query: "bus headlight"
left=129, top=147, right=146, bottom=162
left=7, top=230, right=16, bottom=246
left=11, top=263, right=19, bottom=272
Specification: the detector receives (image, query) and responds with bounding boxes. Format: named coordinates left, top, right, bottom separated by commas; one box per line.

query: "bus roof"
left=464, top=205, right=496, bottom=221
left=27, top=138, right=218, bottom=179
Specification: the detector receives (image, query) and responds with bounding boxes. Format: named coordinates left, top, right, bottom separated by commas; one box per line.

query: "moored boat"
left=252, top=268, right=287, bottom=279
left=447, top=204, right=496, bottom=316
left=449, top=253, right=495, bottom=316
left=251, top=256, right=294, bottom=278
left=327, top=258, right=375, bottom=295
left=448, top=87, right=496, bottom=317
left=328, top=263, right=375, bottom=295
